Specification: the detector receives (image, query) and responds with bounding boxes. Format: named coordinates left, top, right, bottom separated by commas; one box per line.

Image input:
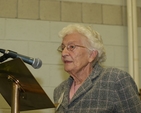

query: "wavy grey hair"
left=58, top=24, right=106, bottom=64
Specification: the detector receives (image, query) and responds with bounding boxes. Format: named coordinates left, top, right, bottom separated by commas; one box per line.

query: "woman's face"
left=61, top=32, right=95, bottom=74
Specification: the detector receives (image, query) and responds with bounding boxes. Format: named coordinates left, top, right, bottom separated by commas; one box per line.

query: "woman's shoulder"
left=55, top=80, right=67, bottom=90
left=103, top=67, right=129, bottom=76
left=101, top=67, right=132, bottom=82
left=54, top=78, right=70, bottom=93
left=54, top=79, right=69, bottom=102
left=98, top=67, right=138, bottom=91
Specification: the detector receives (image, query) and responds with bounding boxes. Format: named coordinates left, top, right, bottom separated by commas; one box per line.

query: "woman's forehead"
left=62, top=33, right=87, bottom=43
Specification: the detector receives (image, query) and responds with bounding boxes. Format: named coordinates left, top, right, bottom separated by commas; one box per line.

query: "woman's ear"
left=89, top=50, right=98, bottom=62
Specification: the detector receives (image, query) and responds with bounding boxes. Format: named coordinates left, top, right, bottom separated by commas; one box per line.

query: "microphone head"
left=32, top=58, right=42, bottom=69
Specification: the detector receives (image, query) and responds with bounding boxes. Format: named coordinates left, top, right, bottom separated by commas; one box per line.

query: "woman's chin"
left=64, top=67, right=72, bottom=73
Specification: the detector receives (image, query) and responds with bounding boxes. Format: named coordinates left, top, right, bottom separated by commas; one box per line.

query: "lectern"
left=0, top=58, right=55, bottom=113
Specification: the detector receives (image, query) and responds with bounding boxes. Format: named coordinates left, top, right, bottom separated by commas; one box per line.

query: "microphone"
left=0, top=49, right=42, bottom=69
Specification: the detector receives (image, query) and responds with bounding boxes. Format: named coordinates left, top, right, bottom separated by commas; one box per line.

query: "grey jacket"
left=54, top=64, right=141, bottom=113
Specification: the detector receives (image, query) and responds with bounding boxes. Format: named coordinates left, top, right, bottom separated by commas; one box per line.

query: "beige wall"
left=0, top=0, right=141, bottom=113
left=0, top=0, right=141, bottom=26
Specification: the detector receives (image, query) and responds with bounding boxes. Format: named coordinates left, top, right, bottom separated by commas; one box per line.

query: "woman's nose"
left=62, top=47, right=69, bottom=57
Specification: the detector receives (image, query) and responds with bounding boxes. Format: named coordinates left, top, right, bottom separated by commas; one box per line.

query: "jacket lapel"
left=60, top=64, right=104, bottom=109
left=70, top=64, right=104, bottom=104
left=61, top=77, right=73, bottom=109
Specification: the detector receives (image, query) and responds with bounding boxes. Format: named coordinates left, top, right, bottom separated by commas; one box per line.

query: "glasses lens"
left=58, top=45, right=63, bottom=52
left=58, top=44, right=82, bottom=52
left=68, top=44, right=76, bottom=51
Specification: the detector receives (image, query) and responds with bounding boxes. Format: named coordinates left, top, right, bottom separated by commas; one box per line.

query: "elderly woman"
left=54, top=24, right=141, bottom=113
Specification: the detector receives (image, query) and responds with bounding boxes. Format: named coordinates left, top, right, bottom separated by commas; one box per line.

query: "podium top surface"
left=0, top=58, right=55, bottom=111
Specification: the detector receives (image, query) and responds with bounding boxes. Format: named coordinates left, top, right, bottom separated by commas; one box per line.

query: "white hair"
left=58, top=24, right=106, bottom=64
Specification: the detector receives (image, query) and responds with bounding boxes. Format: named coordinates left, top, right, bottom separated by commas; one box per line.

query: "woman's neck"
left=70, top=66, right=93, bottom=85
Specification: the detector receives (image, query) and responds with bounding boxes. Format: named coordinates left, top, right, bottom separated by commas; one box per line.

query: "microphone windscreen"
left=32, top=58, right=42, bottom=69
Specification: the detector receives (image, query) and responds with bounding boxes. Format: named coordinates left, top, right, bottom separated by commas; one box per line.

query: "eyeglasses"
left=57, top=43, right=87, bottom=52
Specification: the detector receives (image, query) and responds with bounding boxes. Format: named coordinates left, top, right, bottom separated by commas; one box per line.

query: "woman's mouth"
left=64, top=60, right=72, bottom=63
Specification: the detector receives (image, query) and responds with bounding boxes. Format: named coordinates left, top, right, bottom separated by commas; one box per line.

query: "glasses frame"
left=57, top=43, right=88, bottom=52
